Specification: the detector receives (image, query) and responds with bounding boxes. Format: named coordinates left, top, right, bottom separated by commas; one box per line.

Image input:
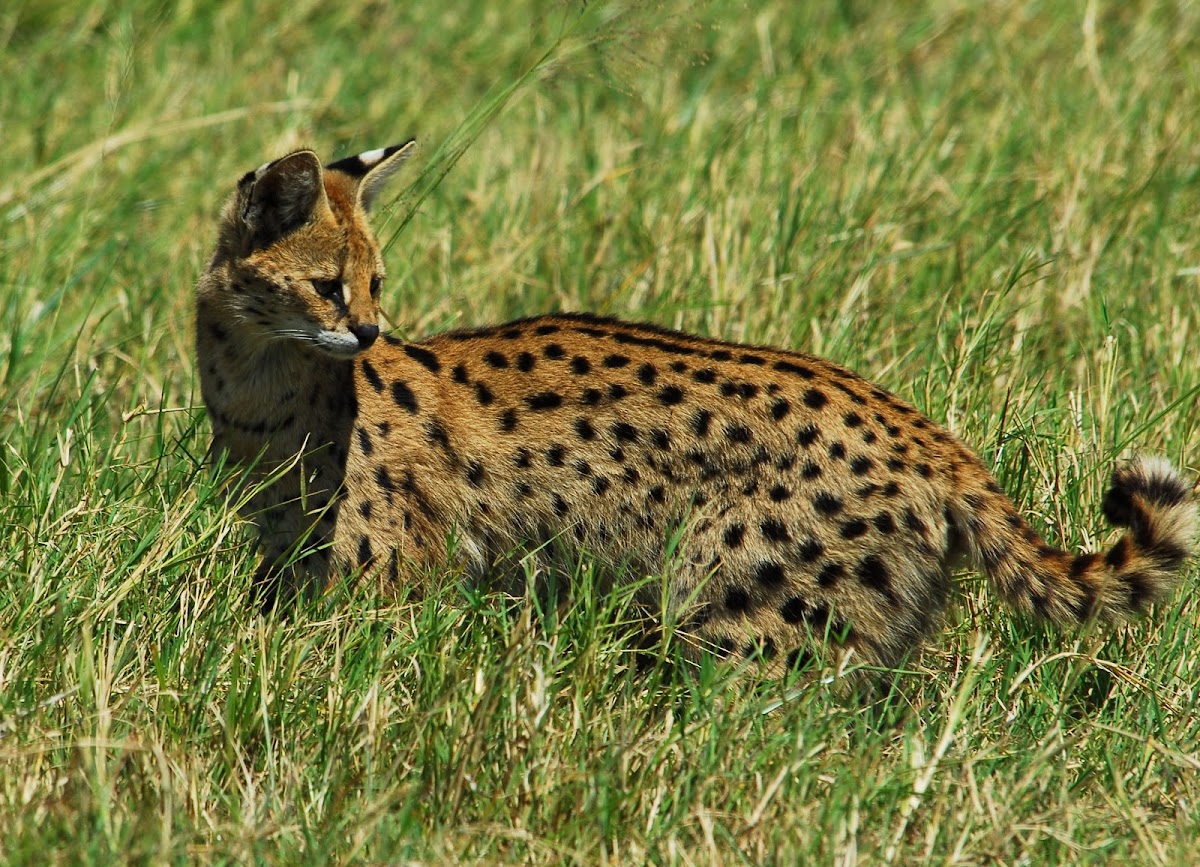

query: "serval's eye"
left=311, top=279, right=341, bottom=299
left=369, top=275, right=382, bottom=297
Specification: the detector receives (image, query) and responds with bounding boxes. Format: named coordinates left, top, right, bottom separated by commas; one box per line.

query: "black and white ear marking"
left=239, top=150, right=328, bottom=250
left=325, top=139, right=416, bottom=212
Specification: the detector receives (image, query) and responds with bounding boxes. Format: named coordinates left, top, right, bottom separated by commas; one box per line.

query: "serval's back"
left=196, top=142, right=1197, bottom=674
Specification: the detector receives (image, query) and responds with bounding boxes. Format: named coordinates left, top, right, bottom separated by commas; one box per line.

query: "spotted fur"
left=195, top=144, right=1198, bottom=673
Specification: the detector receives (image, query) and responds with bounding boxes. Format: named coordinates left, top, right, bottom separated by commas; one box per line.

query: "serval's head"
left=205, top=141, right=414, bottom=358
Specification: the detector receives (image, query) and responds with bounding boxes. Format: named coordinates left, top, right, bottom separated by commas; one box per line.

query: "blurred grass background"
left=1, top=0, right=1199, bottom=861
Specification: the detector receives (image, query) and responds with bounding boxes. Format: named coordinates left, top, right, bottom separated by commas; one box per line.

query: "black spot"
left=719, top=381, right=737, bottom=398
left=567, top=417, right=594, bottom=441
left=580, top=387, right=602, bottom=406
left=609, top=446, right=625, bottom=463
left=552, top=493, right=570, bottom=516
left=359, top=500, right=373, bottom=520
left=425, top=419, right=452, bottom=449
left=526, top=392, right=563, bottom=411
left=840, top=519, right=869, bottom=539
left=515, top=481, right=533, bottom=499
left=693, top=368, right=717, bottom=384
left=761, top=518, right=790, bottom=543
left=814, top=492, right=843, bottom=515
left=856, top=555, right=892, bottom=599
left=574, top=459, right=593, bottom=477
left=499, top=408, right=518, bottom=432
left=547, top=444, right=566, bottom=466
left=593, top=476, right=610, bottom=495
left=576, top=325, right=608, bottom=338
left=883, top=481, right=902, bottom=497
left=725, top=424, right=753, bottom=444
left=513, top=448, right=532, bottom=468
left=872, top=512, right=896, bottom=534
left=816, top=562, right=844, bottom=587
left=771, top=399, right=791, bottom=421
left=774, top=360, right=815, bottom=379
left=724, top=524, right=746, bottom=548
left=827, top=442, right=846, bottom=460
left=915, top=463, right=933, bottom=478
left=356, top=426, right=373, bottom=455
left=623, top=467, right=641, bottom=484
left=843, top=412, right=863, bottom=428
left=737, top=383, right=758, bottom=399
left=648, top=485, right=666, bottom=504
left=466, top=460, right=485, bottom=487
left=740, top=354, right=765, bottom=365
left=451, top=364, right=469, bottom=384
left=657, top=385, right=685, bottom=405
left=612, top=331, right=699, bottom=356
left=803, top=389, right=828, bottom=409
left=535, top=324, right=560, bottom=336
left=833, top=382, right=867, bottom=405
left=886, top=424, right=902, bottom=438
left=543, top=343, right=565, bottom=360
left=391, top=381, right=419, bottom=414
left=637, top=363, right=658, bottom=385
left=903, top=508, right=927, bottom=535
left=403, top=344, right=441, bottom=373
left=671, top=361, right=688, bottom=373
left=360, top=359, right=384, bottom=392
left=603, top=354, right=630, bottom=368
left=755, top=561, right=786, bottom=587
left=796, top=425, right=820, bottom=447
left=787, top=648, right=814, bottom=671
left=484, top=350, right=508, bottom=368
left=650, top=429, right=671, bottom=450
left=769, top=484, right=791, bottom=502
left=692, top=409, right=712, bottom=437
left=801, top=461, right=821, bottom=480
left=517, top=352, right=536, bottom=372
left=862, top=430, right=878, bottom=444
left=375, top=465, right=396, bottom=498
left=1104, top=537, right=1132, bottom=570
left=887, top=458, right=906, bottom=471
left=780, top=596, right=809, bottom=624
left=710, top=349, right=732, bottom=361
left=798, top=538, right=824, bottom=562
left=570, top=356, right=591, bottom=375
left=850, top=456, right=873, bottom=475
left=501, top=328, right=522, bottom=340
left=474, top=382, right=495, bottom=406
left=612, top=422, right=639, bottom=442
left=725, top=587, right=750, bottom=613
left=608, top=383, right=629, bottom=400
left=358, top=536, right=373, bottom=566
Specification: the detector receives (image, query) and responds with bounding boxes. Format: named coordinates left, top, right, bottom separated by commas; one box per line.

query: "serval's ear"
left=237, top=150, right=328, bottom=250
left=324, top=139, right=416, bottom=213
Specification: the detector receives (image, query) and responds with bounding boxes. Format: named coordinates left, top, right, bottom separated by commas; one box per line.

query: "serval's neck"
left=196, top=295, right=354, bottom=465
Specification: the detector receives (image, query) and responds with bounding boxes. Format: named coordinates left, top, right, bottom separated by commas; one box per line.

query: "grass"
left=2, top=0, right=1200, bottom=861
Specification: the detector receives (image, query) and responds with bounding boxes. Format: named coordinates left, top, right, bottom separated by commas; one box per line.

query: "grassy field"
left=2, top=0, right=1200, bottom=861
